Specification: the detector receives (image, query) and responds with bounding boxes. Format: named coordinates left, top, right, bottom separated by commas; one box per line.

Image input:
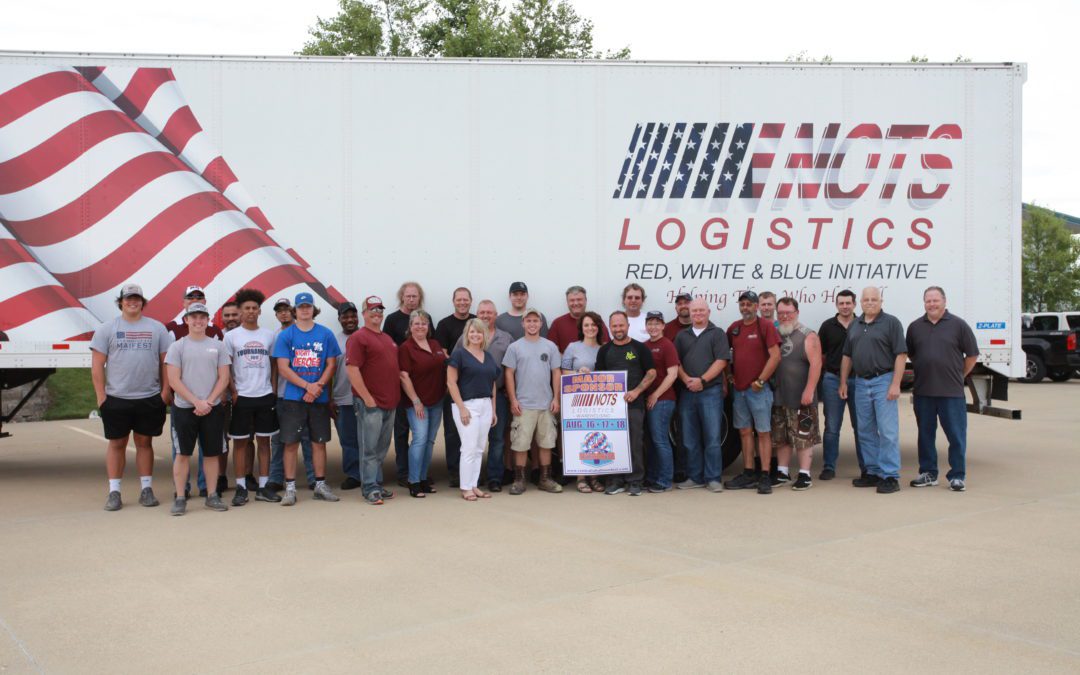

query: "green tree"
left=508, top=0, right=628, bottom=59
left=1022, top=205, right=1080, bottom=311
left=418, top=0, right=518, bottom=57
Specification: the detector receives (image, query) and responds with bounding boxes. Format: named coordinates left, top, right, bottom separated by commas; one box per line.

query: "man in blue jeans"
left=333, top=302, right=362, bottom=490
left=817, top=289, right=863, bottom=480
left=673, top=299, right=730, bottom=493
left=906, top=286, right=979, bottom=492
left=839, top=287, right=908, bottom=494
left=644, top=311, right=681, bottom=492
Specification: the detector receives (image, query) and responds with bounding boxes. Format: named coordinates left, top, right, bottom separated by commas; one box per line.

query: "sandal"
left=408, top=482, right=426, bottom=498
left=420, top=479, right=437, bottom=494
left=473, top=488, right=491, bottom=499
left=576, top=479, right=592, bottom=494
left=461, top=491, right=477, bottom=502
left=588, top=477, right=604, bottom=493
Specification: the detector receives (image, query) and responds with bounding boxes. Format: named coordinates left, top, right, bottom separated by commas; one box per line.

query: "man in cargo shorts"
left=272, top=292, right=342, bottom=506
left=90, top=283, right=170, bottom=511
left=503, top=308, right=562, bottom=495
left=771, top=297, right=823, bottom=491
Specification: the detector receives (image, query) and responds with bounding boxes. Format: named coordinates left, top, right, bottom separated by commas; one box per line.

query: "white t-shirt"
left=225, top=326, right=276, bottom=398
left=626, top=313, right=649, bottom=343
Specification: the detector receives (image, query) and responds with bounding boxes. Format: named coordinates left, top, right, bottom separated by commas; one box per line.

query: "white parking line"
left=64, top=425, right=168, bottom=459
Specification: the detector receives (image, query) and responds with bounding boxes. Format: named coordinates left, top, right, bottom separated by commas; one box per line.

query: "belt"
left=854, top=369, right=890, bottom=379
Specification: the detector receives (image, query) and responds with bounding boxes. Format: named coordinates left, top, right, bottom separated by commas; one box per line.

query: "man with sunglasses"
left=771, top=297, right=823, bottom=490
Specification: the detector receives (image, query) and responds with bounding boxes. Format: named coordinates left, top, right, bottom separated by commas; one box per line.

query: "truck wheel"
left=1048, top=368, right=1073, bottom=382
left=1021, top=354, right=1045, bottom=383
left=666, top=391, right=742, bottom=471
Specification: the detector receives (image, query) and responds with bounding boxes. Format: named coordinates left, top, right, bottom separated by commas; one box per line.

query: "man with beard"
left=663, top=292, right=693, bottom=342
left=663, top=291, right=694, bottom=481
left=384, top=282, right=427, bottom=486
left=547, top=286, right=610, bottom=352
left=220, top=301, right=241, bottom=332
left=771, top=297, right=823, bottom=491
left=333, top=302, right=362, bottom=490
left=497, top=282, right=548, bottom=341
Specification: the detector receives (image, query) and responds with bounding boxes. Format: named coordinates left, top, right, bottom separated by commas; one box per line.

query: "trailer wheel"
left=1021, top=354, right=1045, bottom=383
left=667, top=390, right=742, bottom=471
left=1048, top=368, right=1072, bottom=382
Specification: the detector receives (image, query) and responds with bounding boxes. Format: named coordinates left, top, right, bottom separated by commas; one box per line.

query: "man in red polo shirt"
left=547, top=285, right=610, bottom=352
left=346, top=296, right=402, bottom=506
left=664, top=293, right=693, bottom=342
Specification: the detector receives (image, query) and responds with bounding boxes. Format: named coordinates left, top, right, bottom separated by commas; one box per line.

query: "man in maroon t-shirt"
left=346, top=295, right=402, bottom=505
left=724, top=291, right=781, bottom=494
left=663, top=292, right=693, bottom=342
left=644, top=311, right=681, bottom=491
left=547, top=285, right=610, bottom=352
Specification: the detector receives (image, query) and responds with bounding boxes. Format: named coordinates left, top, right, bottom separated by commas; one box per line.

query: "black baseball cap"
left=738, top=290, right=759, bottom=303
left=509, top=281, right=528, bottom=294
left=674, top=292, right=693, bottom=303
left=646, top=310, right=665, bottom=322
left=337, top=302, right=357, bottom=316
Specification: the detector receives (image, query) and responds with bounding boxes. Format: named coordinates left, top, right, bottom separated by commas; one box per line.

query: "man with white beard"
left=771, top=297, right=823, bottom=490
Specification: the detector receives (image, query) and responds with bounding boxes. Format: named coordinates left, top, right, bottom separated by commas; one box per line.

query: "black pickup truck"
left=1020, top=313, right=1080, bottom=382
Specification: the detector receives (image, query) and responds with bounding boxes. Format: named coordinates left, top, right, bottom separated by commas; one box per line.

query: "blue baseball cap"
left=294, top=292, right=315, bottom=307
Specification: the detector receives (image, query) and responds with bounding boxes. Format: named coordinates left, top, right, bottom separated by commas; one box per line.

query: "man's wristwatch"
left=755, top=379, right=765, bottom=388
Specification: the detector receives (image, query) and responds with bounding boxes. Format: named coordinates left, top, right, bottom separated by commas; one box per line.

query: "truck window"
left=1066, top=314, right=1080, bottom=330
left=1031, top=316, right=1059, bottom=331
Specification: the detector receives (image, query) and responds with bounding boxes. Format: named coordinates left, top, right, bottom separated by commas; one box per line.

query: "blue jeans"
left=335, top=402, right=360, bottom=481
left=679, top=386, right=724, bottom=484
left=486, top=391, right=509, bottom=483
left=405, top=403, right=442, bottom=484
left=820, top=372, right=863, bottom=472
left=852, top=373, right=900, bottom=479
left=913, top=395, right=967, bottom=480
left=646, top=399, right=676, bottom=488
left=356, top=400, right=395, bottom=497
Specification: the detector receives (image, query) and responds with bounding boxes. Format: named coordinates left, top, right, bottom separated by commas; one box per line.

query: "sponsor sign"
left=560, top=371, right=631, bottom=475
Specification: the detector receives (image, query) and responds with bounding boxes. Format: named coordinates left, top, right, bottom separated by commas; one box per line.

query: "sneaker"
left=724, top=472, right=758, bottom=490
left=171, top=497, right=187, bottom=516
left=255, top=487, right=282, bottom=503
left=340, top=476, right=362, bottom=490
left=852, top=473, right=880, bottom=488
left=605, top=481, right=626, bottom=495
left=231, top=486, right=249, bottom=507
left=104, top=491, right=123, bottom=511
left=876, top=477, right=900, bottom=494
left=648, top=485, right=672, bottom=494
left=757, top=475, right=773, bottom=494
left=205, top=493, right=229, bottom=511
left=949, top=478, right=966, bottom=492
left=138, top=487, right=159, bottom=507
left=538, top=476, right=564, bottom=493
left=379, top=487, right=395, bottom=500
left=364, top=491, right=384, bottom=506
left=792, top=473, right=813, bottom=491
left=676, top=479, right=704, bottom=490
left=706, top=480, right=724, bottom=493
left=313, top=483, right=340, bottom=502
left=628, top=482, right=643, bottom=496
left=771, top=471, right=791, bottom=487
left=281, top=489, right=297, bottom=506
left=487, top=480, right=503, bottom=493
left=819, top=468, right=836, bottom=481
left=910, top=472, right=939, bottom=488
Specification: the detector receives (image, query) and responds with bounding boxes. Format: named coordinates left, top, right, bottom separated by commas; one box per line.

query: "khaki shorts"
left=510, top=408, right=558, bottom=451
left=771, top=405, right=821, bottom=451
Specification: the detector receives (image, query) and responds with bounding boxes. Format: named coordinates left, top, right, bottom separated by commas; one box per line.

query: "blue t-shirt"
left=271, top=323, right=341, bottom=403
left=448, top=346, right=501, bottom=401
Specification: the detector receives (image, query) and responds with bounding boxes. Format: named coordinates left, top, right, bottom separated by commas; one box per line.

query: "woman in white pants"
left=447, top=318, right=501, bottom=501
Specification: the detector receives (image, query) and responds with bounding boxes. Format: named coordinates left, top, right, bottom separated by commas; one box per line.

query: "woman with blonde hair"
left=447, top=318, right=501, bottom=501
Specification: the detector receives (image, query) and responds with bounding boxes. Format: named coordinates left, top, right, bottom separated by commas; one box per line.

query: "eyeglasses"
left=776, top=311, right=796, bottom=318
left=368, top=308, right=385, bottom=314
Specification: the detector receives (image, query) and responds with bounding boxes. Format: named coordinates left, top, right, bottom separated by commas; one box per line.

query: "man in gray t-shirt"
left=496, top=281, right=549, bottom=341
left=90, top=283, right=170, bottom=512
left=502, top=308, right=562, bottom=495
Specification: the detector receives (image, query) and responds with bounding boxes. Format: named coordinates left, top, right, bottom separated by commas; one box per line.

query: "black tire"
left=1048, top=368, right=1073, bottom=382
left=666, top=391, right=743, bottom=472
left=1021, top=354, right=1045, bottom=383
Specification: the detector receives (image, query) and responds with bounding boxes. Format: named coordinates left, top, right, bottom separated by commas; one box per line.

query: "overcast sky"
left=3, top=0, right=1076, bottom=216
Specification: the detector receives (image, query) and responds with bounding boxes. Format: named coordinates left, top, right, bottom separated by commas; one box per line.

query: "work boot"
left=509, top=466, right=527, bottom=495
left=537, top=465, right=563, bottom=493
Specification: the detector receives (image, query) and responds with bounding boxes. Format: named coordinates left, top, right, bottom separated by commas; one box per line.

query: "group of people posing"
left=91, top=278, right=979, bottom=515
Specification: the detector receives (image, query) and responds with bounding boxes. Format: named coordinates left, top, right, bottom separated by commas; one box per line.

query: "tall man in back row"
left=906, top=286, right=979, bottom=492
left=435, top=287, right=475, bottom=487
left=840, top=287, right=908, bottom=494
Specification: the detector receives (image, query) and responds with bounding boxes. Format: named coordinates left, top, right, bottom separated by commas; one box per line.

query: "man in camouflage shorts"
left=771, top=297, right=823, bottom=490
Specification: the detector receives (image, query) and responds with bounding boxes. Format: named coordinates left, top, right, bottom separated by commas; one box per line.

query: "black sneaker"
left=724, top=472, right=758, bottom=490
left=205, top=493, right=229, bottom=511
left=792, top=473, right=813, bottom=491
left=255, top=487, right=282, bottom=503
left=170, top=497, right=186, bottom=516
left=771, top=471, right=790, bottom=487
left=628, top=482, right=643, bottom=496
left=231, top=486, right=249, bottom=507
left=876, top=477, right=900, bottom=494
left=138, top=487, right=160, bottom=507
left=819, top=468, right=836, bottom=481
left=757, top=475, right=773, bottom=494
left=852, top=473, right=880, bottom=488
left=340, top=476, right=362, bottom=490
left=487, top=480, right=502, bottom=493
left=104, top=490, right=122, bottom=511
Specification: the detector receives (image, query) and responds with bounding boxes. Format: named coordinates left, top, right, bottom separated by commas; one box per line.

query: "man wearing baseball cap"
left=664, top=293, right=694, bottom=342
left=332, top=302, right=362, bottom=490
left=346, top=295, right=401, bottom=505
left=496, top=282, right=548, bottom=342
left=664, top=292, right=694, bottom=483
left=91, top=283, right=171, bottom=511
left=268, top=297, right=316, bottom=492
left=271, top=292, right=342, bottom=506
left=644, top=310, right=681, bottom=492
left=165, top=302, right=232, bottom=515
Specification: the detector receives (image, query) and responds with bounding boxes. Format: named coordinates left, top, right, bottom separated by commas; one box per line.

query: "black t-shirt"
left=906, top=311, right=979, bottom=397
left=382, top=310, right=412, bottom=345
left=434, top=314, right=476, bottom=354
left=594, top=339, right=655, bottom=409
left=818, top=315, right=853, bottom=375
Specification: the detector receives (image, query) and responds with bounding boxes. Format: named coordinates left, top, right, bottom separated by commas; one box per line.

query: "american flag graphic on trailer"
left=0, top=66, right=345, bottom=338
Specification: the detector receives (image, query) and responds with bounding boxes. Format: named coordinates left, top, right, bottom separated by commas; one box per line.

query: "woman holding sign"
left=560, top=311, right=606, bottom=493
left=448, top=318, right=501, bottom=501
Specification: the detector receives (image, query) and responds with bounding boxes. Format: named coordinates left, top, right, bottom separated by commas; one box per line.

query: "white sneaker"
left=949, top=478, right=966, bottom=492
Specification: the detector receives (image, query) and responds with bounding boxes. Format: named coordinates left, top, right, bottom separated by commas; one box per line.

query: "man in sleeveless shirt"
left=771, top=297, right=823, bottom=491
